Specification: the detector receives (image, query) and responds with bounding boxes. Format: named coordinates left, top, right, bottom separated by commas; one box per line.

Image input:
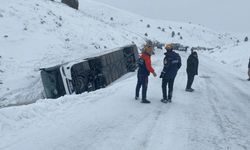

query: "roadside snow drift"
left=208, top=42, right=250, bottom=74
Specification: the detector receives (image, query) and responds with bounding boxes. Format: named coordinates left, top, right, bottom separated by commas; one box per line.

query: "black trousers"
left=248, top=68, right=250, bottom=79
left=162, top=77, right=175, bottom=100
left=135, top=75, right=148, bottom=100
left=186, top=74, right=195, bottom=89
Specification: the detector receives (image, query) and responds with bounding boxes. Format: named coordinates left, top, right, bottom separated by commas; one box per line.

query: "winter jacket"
left=160, top=51, right=182, bottom=79
left=186, top=53, right=199, bottom=76
left=137, top=52, right=155, bottom=76
left=248, top=59, right=250, bottom=68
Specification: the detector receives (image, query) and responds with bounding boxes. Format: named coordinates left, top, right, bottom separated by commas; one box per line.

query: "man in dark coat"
left=135, top=41, right=157, bottom=104
left=160, top=44, right=182, bottom=103
left=186, top=51, right=199, bottom=92
left=248, top=58, right=250, bottom=81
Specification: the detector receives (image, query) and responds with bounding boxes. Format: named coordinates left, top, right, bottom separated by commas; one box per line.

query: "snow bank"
left=207, top=42, right=250, bottom=78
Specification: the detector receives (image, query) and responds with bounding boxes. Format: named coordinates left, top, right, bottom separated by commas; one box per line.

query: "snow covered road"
left=0, top=50, right=249, bottom=150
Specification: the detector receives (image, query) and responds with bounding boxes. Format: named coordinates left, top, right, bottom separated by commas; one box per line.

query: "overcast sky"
left=91, top=0, right=250, bottom=35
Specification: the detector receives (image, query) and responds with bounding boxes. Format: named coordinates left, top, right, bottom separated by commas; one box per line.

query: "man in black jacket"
left=186, top=51, right=199, bottom=92
left=160, top=44, right=182, bottom=103
left=248, top=58, right=250, bottom=81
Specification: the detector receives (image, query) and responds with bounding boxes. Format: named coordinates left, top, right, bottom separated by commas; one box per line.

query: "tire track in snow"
left=139, top=108, right=164, bottom=149
left=200, top=56, right=250, bottom=150
left=204, top=77, right=249, bottom=150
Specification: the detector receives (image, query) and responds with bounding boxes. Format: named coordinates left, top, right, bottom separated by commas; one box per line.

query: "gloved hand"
left=160, top=72, right=165, bottom=78
left=153, top=72, right=157, bottom=77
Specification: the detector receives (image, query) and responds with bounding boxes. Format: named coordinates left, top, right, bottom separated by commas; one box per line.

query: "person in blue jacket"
left=160, top=44, right=182, bottom=103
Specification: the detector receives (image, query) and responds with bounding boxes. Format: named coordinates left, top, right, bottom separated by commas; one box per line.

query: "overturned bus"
left=40, top=44, right=139, bottom=99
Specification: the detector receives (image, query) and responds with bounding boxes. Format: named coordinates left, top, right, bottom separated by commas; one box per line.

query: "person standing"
left=186, top=51, right=199, bottom=92
left=160, top=44, right=182, bottom=103
left=248, top=58, right=250, bottom=81
left=135, top=41, right=157, bottom=104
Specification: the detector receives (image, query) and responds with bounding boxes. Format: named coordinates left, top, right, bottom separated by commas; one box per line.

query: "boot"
left=186, top=88, right=194, bottom=92
left=161, top=99, right=168, bottom=103
left=135, top=96, right=139, bottom=100
left=141, top=99, right=151, bottom=104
